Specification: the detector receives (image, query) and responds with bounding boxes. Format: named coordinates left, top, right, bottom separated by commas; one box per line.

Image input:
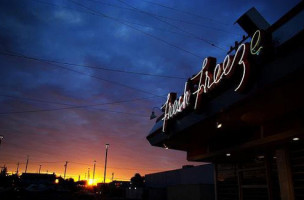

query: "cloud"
left=53, top=9, right=83, bottom=24
left=0, top=0, right=300, bottom=179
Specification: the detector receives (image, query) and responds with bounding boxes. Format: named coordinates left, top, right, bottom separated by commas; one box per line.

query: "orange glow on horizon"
left=88, top=179, right=96, bottom=186
left=0, top=163, right=179, bottom=184
left=0, top=161, right=181, bottom=184
left=0, top=141, right=198, bottom=184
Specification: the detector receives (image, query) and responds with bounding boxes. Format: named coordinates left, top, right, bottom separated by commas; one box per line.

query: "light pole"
left=25, top=155, right=29, bottom=173
left=93, top=160, right=96, bottom=183
left=16, top=162, right=19, bottom=175
left=104, top=144, right=109, bottom=183
left=64, top=161, right=68, bottom=179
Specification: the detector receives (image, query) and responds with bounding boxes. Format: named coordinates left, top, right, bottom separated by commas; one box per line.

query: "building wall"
left=145, top=164, right=214, bottom=188
left=214, top=139, right=304, bottom=200
left=126, top=187, right=144, bottom=200
left=147, top=188, right=166, bottom=200
left=145, top=164, right=215, bottom=200
left=167, top=184, right=215, bottom=200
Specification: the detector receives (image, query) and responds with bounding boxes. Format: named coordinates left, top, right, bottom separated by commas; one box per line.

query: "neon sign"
left=162, top=30, right=264, bottom=133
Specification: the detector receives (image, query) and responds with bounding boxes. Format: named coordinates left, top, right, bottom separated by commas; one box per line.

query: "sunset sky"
left=0, top=0, right=300, bottom=183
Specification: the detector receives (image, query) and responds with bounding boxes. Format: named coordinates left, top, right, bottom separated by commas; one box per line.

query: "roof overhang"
left=147, top=4, right=304, bottom=161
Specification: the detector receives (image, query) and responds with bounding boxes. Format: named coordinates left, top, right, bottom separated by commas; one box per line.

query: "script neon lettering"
left=192, top=58, right=208, bottom=110
left=162, top=82, right=191, bottom=132
left=250, top=30, right=263, bottom=55
left=161, top=30, right=264, bottom=132
left=231, top=43, right=250, bottom=91
left=213, top=64, right=223, bottom=84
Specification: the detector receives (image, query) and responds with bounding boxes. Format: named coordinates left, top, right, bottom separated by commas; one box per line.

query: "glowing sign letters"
left=161, top=30, right=264, bottom=133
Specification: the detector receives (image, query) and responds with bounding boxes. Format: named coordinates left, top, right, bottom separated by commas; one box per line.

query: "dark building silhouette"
left=20, top=173, right=56, bottom=186
left=145, top=165, right=215, bottom=200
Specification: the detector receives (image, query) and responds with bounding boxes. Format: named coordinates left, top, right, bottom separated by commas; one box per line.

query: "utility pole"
left=112, top=172, right=114, bottom=181
left=78, top=175, right=80, bottom=181
left=104, top=144, right=109, bottom=183
left=16, top=162, right=19, bottom=175
left=39, top=165, right=42, bottom=174
left=93, top=160, right=96, bottom=182
left=63, top=161, right=68, bottom=179
left=25, top=155, right=29, bottom=173
left=88, top=168, right=90, bottom=180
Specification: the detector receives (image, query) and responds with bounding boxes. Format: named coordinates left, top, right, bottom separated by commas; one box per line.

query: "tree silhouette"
left=130, top=173, right=144, bottom=187
left=0, top=167, right=7, bottom=177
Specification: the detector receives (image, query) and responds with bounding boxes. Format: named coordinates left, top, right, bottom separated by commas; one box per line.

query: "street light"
left=150, top=107, right=161, bottom=120
left=104, top=144, right=109, bottom=183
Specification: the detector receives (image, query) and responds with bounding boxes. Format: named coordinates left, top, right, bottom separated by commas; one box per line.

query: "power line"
left=32, top=161, right=67, bottom=164
left=20, top=55, right=186, bottom=79
left=0, top=51, right=166, bottom=99
left=87, top=0, right=238, bottom=35
left=155, top=15, right=241, bottom=36
left=30, top=0, right=203, bottom=59
left=0, top=94, right=163, bottom=110
left=2, top=160, right=175, bottom=173
left=115, top=0, right=225, bottom=51
left=68, top=0, right=204, bottom=59
left=32, top=0, right=226, bottom=56
left=0, top=104, right=148, bottom=117
left=113, top=18, right=220, bottom=44
left=69, top=161, right=170, bottom=172
left=0, top=161, right=64, bottom=165
left=0, top=94, right=78, bottom=107
left=0, top=93, right=163, bottom=116
left=31, top=0, right=235, bottom=53
left=141, top=0, right=229, bottom=26
left=30, top=0, right=221, bottom=57
left=0, top=162, right=26, bottom=165
left=0, top=17, right=186, bottom=81
left=32, top=0, right=218, bottom=37
left=107, top=166, right=168, bottom=172
left=122, top=20, right=217, bottom=41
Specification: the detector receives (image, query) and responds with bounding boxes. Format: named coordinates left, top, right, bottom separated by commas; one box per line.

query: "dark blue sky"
left=0, top=0, right=300, bottom=180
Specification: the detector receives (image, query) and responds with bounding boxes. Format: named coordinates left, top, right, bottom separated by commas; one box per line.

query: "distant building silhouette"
left=21, top=173, right=56, bottom=186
